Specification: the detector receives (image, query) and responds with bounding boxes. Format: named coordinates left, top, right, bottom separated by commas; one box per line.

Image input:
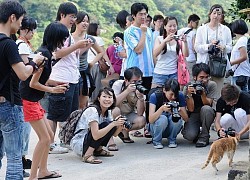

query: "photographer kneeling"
left=112, top=67, right=146, bottom=143
left=215, top=84, right=250, bottom=139
left=182, top=63, right=217, bottom=147
left=148, top=79, right=188, bottom=149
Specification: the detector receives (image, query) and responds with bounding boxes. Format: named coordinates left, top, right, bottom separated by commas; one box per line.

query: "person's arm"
left=88, top=42, right=105, bottom=68
left=179, top=107, right=188, bottom=122
left=185, top=85, right=195, bottom=112
left=149, top=103, right=171, bottom=123
left=89, top=118, right=124, bottom=140
left=214, top=112, right=226, bottom=137
left=180, top=35, right=189, bottom=57
left=194, top=26, right=210, bottom=54
left=115, top=84, right=136, bottom=106
left=153, top=34, right=173, bottom=58
left=230, top=46, right=248, bottom=66
left=135, top=91, right=145, bottom=116
left=238, top=115, right=250, bottom=138
left=200, top=90, right=213, bottom=106
left=29, top=68, right=68, bottom=93
left=133, top=24, right=147, bottom=54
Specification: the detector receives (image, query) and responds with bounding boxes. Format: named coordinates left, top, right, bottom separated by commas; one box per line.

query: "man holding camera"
left=182, top=63, right=217, bottom=147
left=112, top=67, right=146, bottom=143
left=215, top=84, right=250, bottom=139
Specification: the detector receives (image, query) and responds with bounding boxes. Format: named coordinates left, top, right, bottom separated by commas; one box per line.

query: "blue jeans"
left=22, top=122, right=31, bottom=156
left=152, top=72, right=177, bottom=86
left=0, top=101, right=23, bottom=179
left=232, top=76, right=249, bottom=92
left=150, top=114, right=183, bottom=145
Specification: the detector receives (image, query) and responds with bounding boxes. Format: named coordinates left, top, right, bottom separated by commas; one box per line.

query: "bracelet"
left=26, top=61, right=39, bottom=73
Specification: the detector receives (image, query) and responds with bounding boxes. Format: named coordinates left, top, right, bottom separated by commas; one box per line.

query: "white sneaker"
left=60, top=142, right=72, bottom=150
left=153, top=143, right=163, bottom=149
left=49, top=143, right=69, bottom=154
left=168, top=142, right=177, bottom=148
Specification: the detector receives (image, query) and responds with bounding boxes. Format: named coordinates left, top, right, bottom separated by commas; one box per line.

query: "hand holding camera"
left=208, top=40, right=221, bottom=55
left=161, top=103, right=171, bottom=113
left=51, top=83, right=69, bottom=94
left=113, top=115, right=132, bottom=129
left=218, top=127, right=236, bottom=138
left=167, top=101, right=181, bottom=122
left=190, top=82, right=205, bottom=96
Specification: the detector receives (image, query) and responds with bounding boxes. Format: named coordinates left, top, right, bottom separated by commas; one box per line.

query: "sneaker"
left=168, top=142, right=178, bottom=148
left=153, top=143, right=163, bottom=149
left=22, top=157, right=32, bottom=169
left=196, top=140, right=209, bottom=148
left=60, top=141, right=72, bottom=150
left=23, top=170, right=30, bottom=178
left=49, top=143, right=69, bottom=154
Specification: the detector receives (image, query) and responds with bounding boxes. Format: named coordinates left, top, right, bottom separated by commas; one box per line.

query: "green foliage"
left=17, top=0, right=235, bottom=49
left=228, top=0, right=250, bottom=21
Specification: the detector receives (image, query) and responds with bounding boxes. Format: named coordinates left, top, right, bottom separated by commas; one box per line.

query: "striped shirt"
left=124, top=25, right=154, bottom=77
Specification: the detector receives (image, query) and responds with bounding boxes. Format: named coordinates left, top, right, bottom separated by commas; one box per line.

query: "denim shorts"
left=152, top=72, right=177, bottom=86
left=47, top=83, right=79, bottom=122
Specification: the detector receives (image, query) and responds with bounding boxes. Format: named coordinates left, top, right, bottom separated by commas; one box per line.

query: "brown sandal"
left=94, top=149, right=114, bottom=157
left=82, top=154, right=102, bottom=164
left=107, top=144, right=118, bottom=151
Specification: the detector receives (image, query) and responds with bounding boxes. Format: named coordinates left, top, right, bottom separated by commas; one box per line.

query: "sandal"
left=82, top=154, right=102, bottom=164
left=144, top=128, right=152, bottom=138
left=94, top=149, right=114, bottom=157
left=132, top=130, right=143, bottom=137
left=107, top=144, right=118, bottom=151
left=118, top=133, right=134, bottom=143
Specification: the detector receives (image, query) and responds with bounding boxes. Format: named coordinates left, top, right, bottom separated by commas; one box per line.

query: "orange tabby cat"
left=201, top=136, right=239, bottom=174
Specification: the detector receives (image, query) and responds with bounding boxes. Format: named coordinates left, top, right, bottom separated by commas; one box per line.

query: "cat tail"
left=201, top=148, right=213, bottom=169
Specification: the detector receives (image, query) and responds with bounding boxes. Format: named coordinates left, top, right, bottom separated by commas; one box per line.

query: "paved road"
left=0, top=128, right=248, bottom=180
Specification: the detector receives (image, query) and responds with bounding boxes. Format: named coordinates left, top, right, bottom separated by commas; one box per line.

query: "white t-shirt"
left=231, top=36, right=250, bottom=77
left=178, top=27, right=196, bottom=62
left=16, top=39, right=32, bottom=55
left=154, top=36, right=178, bottom=75
left=87, top=36, right=105, bottom=63
left=49, top=34, right=80, bottom=84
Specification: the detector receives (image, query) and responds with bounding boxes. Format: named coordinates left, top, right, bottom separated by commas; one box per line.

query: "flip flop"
left=107, top=144, right=118, bottom=151
left=94, top=149, right=114, bottom=157
left=118, top=133, right=134, bottom=143
left=132, top=130, right=143, bottom=137
left=38, top=171, right=62, bottom=179
left=82, top=154, right=102, bottom=164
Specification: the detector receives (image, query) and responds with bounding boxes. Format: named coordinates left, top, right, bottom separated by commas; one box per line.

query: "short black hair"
left=0, top=1, right=26, bottom=24
left=153, top=14, right=164, bottom=22
left=42, top=22, right=69, bottom=52
left=131, top=3, right=148, bottom=17
left=164, top=78, right=180, bottom=101
left=71, top=11, right=90, bottom=33
left=231, top=19, right=248, bottom=35
left=17, top=16, right=37, bottom=34
left=112, top=32, right=123, bottom=43
left=116, top=10, right=130, bottom=29
left=124, top=67, right=143, bottom=81
left=147, top=14, right=152, bottom=21
left=87, top=23, right=99, bottom=36
left=192, top=63, right=210, bottom=77
left=56, top=2, right=77, bottom=21
left=221, top=84, right=240, bottom=102
left=188, top=14, right=200, bottom=23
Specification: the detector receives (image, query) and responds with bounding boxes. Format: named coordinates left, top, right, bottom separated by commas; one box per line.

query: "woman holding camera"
left=70, top=87, right=125, bottom=164
left=148, top=79, right=188, bottom=149
left=229, top=19, right=250, bottom=92
left=20, top=22, right=70, bottom=179
left=152, top=16, right=188, bottom=88
left=194, top=4, right=232, bottom=99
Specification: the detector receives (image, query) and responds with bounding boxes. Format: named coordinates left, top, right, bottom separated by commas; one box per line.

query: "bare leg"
left=79, top=93, right=89, bottom=109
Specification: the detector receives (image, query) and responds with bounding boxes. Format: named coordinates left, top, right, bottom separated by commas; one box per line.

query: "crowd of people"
left=0, top=1, right=250, bottom=179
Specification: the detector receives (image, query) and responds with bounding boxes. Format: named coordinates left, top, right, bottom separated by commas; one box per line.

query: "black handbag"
left=236, top=75, right=247, bottom=87
left=209, top=54, right=227, bottom=78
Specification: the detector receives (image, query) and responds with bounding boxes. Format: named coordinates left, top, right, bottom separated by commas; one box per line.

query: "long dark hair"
left=162, top=16, right=180, bottom=55
left=93, top=87, right=117, bottom=117
left=164, top=78, right=180, bottom=102
left=87, top=23, right=99, bottom=36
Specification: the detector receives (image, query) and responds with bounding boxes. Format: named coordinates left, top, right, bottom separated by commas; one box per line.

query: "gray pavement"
left=0, top=128, right=248, bottom=180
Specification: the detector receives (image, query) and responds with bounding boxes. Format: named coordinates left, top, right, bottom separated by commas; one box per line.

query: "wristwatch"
left=185, top=94, right=192, bottom=99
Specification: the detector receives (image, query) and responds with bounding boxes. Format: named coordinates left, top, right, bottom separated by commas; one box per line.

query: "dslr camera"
left=119, top=115, right=133, bottom=130
left=224, top=127, right=236, bottom=137
left=167, top=101, right=181, bottom=123
left=225, top=69, right=234, bottom=77
left=191, top=81, right=204, bottom=95
left=208, top=40, right=220, bottom=55
left=134, top=80, right=148, bottom=95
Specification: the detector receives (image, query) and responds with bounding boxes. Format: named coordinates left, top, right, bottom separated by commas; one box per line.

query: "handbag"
left=177, top=41, right=190, bottom=85
left=90, top=48, right=110, bottom=73
left=236, top=75, right=247, bottom=87
left=209, top=53, right=227, bottom=78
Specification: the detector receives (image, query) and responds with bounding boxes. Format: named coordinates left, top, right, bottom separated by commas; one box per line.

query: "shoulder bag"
left=90, top=48, right=110, bottom=73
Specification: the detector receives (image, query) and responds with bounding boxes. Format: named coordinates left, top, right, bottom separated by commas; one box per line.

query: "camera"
left=224, top=127, right=236, bottom=137
left=225, top=69, right=234, bottom=77
left=208, top=40, right=220, bottom=55
left=173, top=35, right=180, bottom=40
left=167, top=101, right=181, bottom=123
left=191, top=81, right=204, bottom=95
left=134, top=81, right=148, bottom=95
left=120, top=116, right=133, bottom=130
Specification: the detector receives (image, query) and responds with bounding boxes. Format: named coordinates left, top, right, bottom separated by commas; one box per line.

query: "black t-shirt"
left=0, top=33, right=24, bottom=105
left=216, top=92, right=250, bottom=116
left=20, top=46, right=52, bottom=102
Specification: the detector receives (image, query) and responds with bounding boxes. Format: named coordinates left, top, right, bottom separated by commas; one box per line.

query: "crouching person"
left=70, top=87, right=125, bottom=164
left=148, top=79, right=188, bottom=149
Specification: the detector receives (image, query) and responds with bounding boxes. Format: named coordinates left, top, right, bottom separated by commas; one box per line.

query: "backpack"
left=145, top=87, right=166, bottom=123
left=58, top=105, right=100, bottom=145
